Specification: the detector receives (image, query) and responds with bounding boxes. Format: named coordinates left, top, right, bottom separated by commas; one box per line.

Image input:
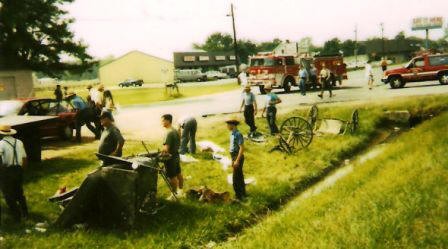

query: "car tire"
left=438, top=72, right=448, bottom=85
left=259, top=85, right=266, bottom=95
left=389, top=76, right=405, bottom=89
left=60, top=125, right=73, bottom=140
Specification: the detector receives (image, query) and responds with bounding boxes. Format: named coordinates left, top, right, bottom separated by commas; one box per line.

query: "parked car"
left=174, top=69, right=207, bottom=82
left=382, top=53, right=448, bottom=89
left=206, top=70, right=229, bottom=80
left=118, top=79, right=144, bottom=87
left=0, top=98, right=77, bottom=140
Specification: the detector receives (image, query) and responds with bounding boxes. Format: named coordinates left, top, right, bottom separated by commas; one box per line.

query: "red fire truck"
left=248, top=53, right=347, bottom=94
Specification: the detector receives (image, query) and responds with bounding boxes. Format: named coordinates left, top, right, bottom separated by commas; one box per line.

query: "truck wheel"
left=283, top=78, right=293, bottom=93
left=438, top=72, right=448, bottom=85
left=60, top=125, right=73, bottom=140
left=259, top=85, right=266, bottom=95
left=389, top=76, right=405, bottom=89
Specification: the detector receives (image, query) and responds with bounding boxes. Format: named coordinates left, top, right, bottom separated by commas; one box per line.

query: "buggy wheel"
left=348, top=110, right=359, bottom=133
left=279, top=117, right=313, bottom=152
left=307, top=104, right=318, bottom=129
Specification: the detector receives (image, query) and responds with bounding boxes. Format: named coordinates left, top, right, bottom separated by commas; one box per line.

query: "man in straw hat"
left=0, top=125, right=28, bottom=222
left=240, top=85, right=258, bottom=137
left=226, top=118, right=246, bottom=200
left=261, top=84, right=281, bottom=135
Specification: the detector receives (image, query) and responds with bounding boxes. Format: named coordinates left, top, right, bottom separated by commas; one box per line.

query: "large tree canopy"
left=0, top=0, right=94, bottom=76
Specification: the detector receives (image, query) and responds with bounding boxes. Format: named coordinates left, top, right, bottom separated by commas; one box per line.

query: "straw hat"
left=97, top=84, right=105, bottom=91
left=225, top=119, right=240, bottom=125
left=0, top=125, right=17, bottom=135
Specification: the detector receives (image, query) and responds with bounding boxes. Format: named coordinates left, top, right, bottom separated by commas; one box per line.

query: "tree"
left=321, top=38, right=342, bottom=55
left=256, top=38, right=282, bottom=52
left=341, top=39, right=356, bottom=56
left=237, top=39, right=257, bottom=64
left=0, top=0, right=94, bottom=76
left=193, top=32, right=234, bottom=52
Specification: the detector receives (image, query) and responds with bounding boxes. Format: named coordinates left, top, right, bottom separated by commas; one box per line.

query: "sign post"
left=412, top=17, right=444, bottom=49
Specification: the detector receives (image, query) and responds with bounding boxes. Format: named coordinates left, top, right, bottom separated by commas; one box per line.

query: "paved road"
left=113, top=67, right=448, bottom=141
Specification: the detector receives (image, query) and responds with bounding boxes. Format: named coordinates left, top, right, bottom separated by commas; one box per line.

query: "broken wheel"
left=279, top=117, right=313, bottom=152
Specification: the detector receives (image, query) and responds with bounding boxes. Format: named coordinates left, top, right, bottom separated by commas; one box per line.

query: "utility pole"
left=354, top=24, right=358, bottom=69
left=229, top=3, right=240, bottom=77
left=380, top=22, right=385, bottom=56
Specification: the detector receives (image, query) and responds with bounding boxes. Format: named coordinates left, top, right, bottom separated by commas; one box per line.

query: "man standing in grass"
left=161, top=114, right=184, bottom=200
left=261, top=84, right=281, bottom=135
left=226, top=119, right=246, bottom=200
left=54, top=84, right=63, bottom=102
left=0, top=125, right=28, bottom=223
left=178, top=116, right=197, bottom=155
left=318, top=63, right=333, bottom=98
left=98, top=112, right=125, bottom=165
left=240, top=85, right=258, bottom=137
left=365, top=61, right=374, bottom=90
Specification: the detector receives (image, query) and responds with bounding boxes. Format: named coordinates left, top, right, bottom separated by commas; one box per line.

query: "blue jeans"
left=299, top=78, right=306, bottom=95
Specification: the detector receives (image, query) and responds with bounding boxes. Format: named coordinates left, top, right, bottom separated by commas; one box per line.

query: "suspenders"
left=3, top=139, right=19, bottom=167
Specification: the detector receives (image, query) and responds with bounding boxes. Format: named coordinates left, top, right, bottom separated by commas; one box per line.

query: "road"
left=112, top=67, right=448, bottom=141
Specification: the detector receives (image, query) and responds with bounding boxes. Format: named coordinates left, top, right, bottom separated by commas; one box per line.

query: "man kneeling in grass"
left=161, top=114, right=184, bottom=200
left=226, top=119, right=246, bottom=200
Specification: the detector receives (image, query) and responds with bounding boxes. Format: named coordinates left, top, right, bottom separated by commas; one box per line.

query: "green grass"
left=0, top=95, right=447, bottom=248
left=34, top=82, right=240, bottom=106
left=220, top=104, right=448, bottom=249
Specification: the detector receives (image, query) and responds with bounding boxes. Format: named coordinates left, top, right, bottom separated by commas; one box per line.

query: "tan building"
left=0, top=70, right=35, bottom=100
left=99, top=51, right=174, bottom=86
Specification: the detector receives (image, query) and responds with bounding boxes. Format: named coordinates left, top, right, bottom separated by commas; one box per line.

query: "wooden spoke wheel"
left=279, top=117, right=313, bottom=152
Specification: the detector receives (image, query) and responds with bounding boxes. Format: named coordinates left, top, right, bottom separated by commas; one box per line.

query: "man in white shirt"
left=365, top=61, right=374, bottom=90
left=0, top=125, right=28, bottom=222
left=238, top=64, right=248, bottom=88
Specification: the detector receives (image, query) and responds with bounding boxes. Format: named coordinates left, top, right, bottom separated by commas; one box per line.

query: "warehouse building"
left=99, top=51, right=174, bottom=86
left=0, top=70, right=35, bottom=100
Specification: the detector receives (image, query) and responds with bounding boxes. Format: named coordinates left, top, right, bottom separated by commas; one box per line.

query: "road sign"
left=412, top=17, right=443, bottom=31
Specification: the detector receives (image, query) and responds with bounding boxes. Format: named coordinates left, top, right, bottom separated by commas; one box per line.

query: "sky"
left=66, top=0, right=447, bottom=61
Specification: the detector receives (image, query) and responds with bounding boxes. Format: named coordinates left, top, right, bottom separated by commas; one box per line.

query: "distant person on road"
left=380, top=57, right=388, bottom=72
left=318, top=63, right=333, bottom=98
left=0, top=125, right=28, bottom=223
left=310, top=64, right=318, bottom=90
left=238, top=64, right=248, bottom=88
left=298, top=65, right=308, bottom=96
left=178, top=116, right=197, bottom=155
left=240, top=85, right=258, bottom=137
left=54, top=84, right=63, bottom=102
left=261, top=84, right=281, bottom=135
left=98, top=111, right=124, bottom=165
left=365, top=61, right=374, bottom=90
left=226, top=119, right=246, bottom=201
left=161, top=114, right=184, bottom=200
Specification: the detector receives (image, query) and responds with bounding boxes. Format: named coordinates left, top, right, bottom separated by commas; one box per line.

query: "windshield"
left=405, top=60, right=413, bottom=68
left=250, top=58, right=276, bottom=67
left=0, top=101, right=23, bottom=117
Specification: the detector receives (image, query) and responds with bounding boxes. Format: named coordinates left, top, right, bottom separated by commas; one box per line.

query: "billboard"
left=412, top=17, right=443, bottom=31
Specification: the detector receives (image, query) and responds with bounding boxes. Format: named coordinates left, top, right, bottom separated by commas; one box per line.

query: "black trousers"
left=320, top=79, right=333, bottom=97
left=75, top=108, right=101, bottom=141
left=0, top=166, right=28, bottom=222
left=266, top=106, right=279, bottom=135
left=180, top=119, right=197, bottom=155
left=231, top=153, right=246, bottom=200
left=244, top=104, right=257, bottom=133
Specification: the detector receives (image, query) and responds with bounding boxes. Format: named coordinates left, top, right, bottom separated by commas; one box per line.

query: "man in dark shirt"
left=226, top=119, right=246, bottom=200
left=161, top=114, right=183, bottom=200
left=98, top=112, right=124, bottom=165
left=54, top=85, right=63, bottom=102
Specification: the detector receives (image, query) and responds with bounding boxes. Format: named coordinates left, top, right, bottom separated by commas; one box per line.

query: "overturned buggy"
left=49, top=152, right=175, bottom=228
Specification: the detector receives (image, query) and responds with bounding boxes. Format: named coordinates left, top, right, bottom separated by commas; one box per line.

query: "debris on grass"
left=212, top=153, right=232, bottom=171
left=187, top=186, right=231, bottom=204
left=316, top=119, right=344, bottom=134
left=227, top=175, right=256, bottom=185
left=198, top=141, right=225, bottom=153
left=180, top=154, right=199, bottom=163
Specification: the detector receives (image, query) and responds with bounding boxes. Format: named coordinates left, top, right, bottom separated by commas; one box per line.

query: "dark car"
left=118, top=79, right=144, bottom=87
left=0, top=98, right=78, bottom=140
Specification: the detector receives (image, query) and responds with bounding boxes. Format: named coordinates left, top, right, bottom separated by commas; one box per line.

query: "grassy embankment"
left=220, top=105, right=448, bottom=249
left=0, top=95, right=447, bottom=248
left=34, top=82, right=240, bottom=106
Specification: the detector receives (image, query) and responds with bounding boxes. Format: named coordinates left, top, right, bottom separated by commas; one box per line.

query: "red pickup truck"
left=382, top=54, right=448, bottom=88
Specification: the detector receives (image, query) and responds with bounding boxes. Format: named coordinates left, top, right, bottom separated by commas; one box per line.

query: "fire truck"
left=247, top=53, right=347, bottom=94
